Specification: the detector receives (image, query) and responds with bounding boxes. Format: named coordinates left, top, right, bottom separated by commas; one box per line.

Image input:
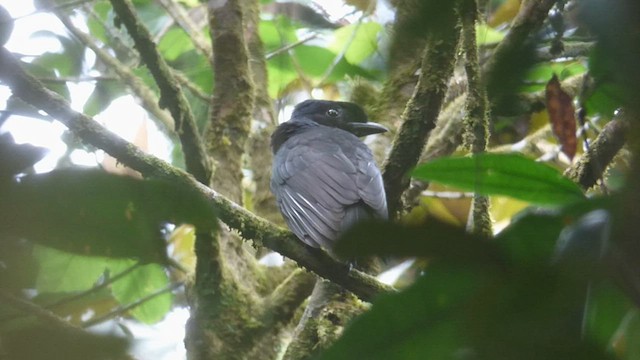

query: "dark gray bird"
left=270, top=100, right=388, bottom=252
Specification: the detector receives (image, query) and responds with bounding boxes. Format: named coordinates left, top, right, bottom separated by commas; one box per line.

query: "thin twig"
left=266, top=33, right=319, bottom=60
left=46, top=263, right=142, bottom=309
left=421, top=190, right=475, bottom=199
left=81, top=282, right=183, bottom=328
left=43, top=0, right=175, bottom=132
left=318, top=15, right=365, bottom=85
left=156, top=0, right=212, bottom=60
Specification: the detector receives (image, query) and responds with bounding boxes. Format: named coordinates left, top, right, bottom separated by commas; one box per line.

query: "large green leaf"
left=33, top=246, right=118, bottom=293
left=321, top=244, right=610, bottom=360
left=259, top=17, right=297, bottom=52
left=0, top=168, right=216, bottom=263
left=412, top=153, right=584, bottom=205
left=293, top=45, right=374, bottom=82
left=31, top=246, right=172, bottom=324
left=323, top=201, right=628, bottom=360
left=110, top=262, right=172, bottom=324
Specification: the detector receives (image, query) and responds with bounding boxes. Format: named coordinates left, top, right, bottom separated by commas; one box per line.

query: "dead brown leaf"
left=546, top=74, right=577, bottom=160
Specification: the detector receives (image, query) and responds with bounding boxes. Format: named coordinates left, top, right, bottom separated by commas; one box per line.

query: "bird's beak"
left=347, top=122, right=388, bottom=137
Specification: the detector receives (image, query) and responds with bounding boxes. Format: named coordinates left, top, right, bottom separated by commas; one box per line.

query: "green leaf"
left=32, top=246, right=118, bottom=293
left=293, top=45, right=374, bottom=82
left=21, top=57, right=70, bottom=100
left=494, top=212, right=564, bottom=267
left=329, top=22, right=382, bottom=64
left=266, top=55, right=297, bottom=98
left=335, top=219, right=503, bottom=268
left=521, top=61, right=587, bottom=93
left=259, top=17, right=297, bottom=52
left=110, top=262, right=173, bottom=324
left=475, top=23, right=505, bottom=45
left=83, top=81, right=126, bottom=117
left=412, top=153, right=584, bottom=205
left=158, top=27, right=194, bottom=61
left=0, top=169, right=217, bottom=263
left=86, top=1, right=111, bottom=44
left=317, top=267, right=488, bottom=360
left=319, top=255, right=610, bottom=360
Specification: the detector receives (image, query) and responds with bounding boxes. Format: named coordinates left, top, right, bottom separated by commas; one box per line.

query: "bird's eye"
left=326, top=109, right=339, bottom=117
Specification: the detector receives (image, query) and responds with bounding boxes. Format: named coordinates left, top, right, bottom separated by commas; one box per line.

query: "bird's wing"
left=354, top=145, right=388, bottom=220
left=271, top=133, right=386, bottom=249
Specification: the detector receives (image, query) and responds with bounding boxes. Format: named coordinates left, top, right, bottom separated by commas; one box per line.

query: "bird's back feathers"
left=271, top=124, right=387, bottom=250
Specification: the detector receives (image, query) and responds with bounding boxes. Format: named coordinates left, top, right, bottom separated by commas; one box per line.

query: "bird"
left=270, top=99, right=388, bottom=254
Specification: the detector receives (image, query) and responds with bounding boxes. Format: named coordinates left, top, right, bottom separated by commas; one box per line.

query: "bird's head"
left=292, top=100, right=388, bottom=137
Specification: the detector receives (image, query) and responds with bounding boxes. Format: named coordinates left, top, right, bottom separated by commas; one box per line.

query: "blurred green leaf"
left=320, top=248, right=610, bottom=360
left=335, top=219, right=503, bottom=268
left=110, top=262, right=172, bottom=324
left=0, top=133, right=47, bottom=177
left=259, top=17, right=298, bottom=52
left=329, top=22, right=382, bottom=64
left=612, top=311, right=640, bottom=360
left=0, top=169, right=217, bottom=263
left=266, top=54, right=297, bottom=98
left=495, top=211, right=563, bottom=267
left=586, top=283, right=634, bottom=351
left=83, top=80, right=126, bottom=117
left=130, top=0, right=170, bottom=37
left=21, top=57, right=70, bottom=100
left=86, top=1, right=111, bottom=44
left=33, top=246, right=117, bottom=293
left=1, top=323, right=129, bottom=360
left=158, top=27, right=194, bottom=61
left=30, top=31, right=85, bottom=77
left=293, top=45, right=374, bottom=82
left=476, top=23, right=505, bottom=45
left=521, top=61, right=587, bottom=93
left=318, top=266, right=490, bottom=360
left=412, top=153, right=585, bottom=205
left=173, top=50, right=213, bottom=94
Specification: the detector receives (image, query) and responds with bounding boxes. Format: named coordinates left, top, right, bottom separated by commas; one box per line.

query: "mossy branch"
left=382, top=4, right=461, bottom=217
left=205, top=0, right=255, bottom=202
left=565, top=119, right=628, bottom=190
left=110, top=0, right=212, bottom=184
left=460, top=0, right=492, bottom=237
left=0, top=47, right=393, bottom=302
left=482, top=0, right=558, bottom=78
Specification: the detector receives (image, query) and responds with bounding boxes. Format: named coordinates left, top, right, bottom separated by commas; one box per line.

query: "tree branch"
left=110, top=0, right=212, bottom=184
left=382, top=4, right=461, bottom=217
left=564, top=119, right=628, bottom=190
left=460, top=0, right=492, bottom=237
left=205, top=0, right=255, bottom=201
left=0, top=47, right=392, bottom=302
left=482, top=0, right=558, bottom=78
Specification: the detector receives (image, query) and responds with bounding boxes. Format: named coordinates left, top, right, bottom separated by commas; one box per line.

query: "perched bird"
left=270, top=99, right=388, bottom=253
